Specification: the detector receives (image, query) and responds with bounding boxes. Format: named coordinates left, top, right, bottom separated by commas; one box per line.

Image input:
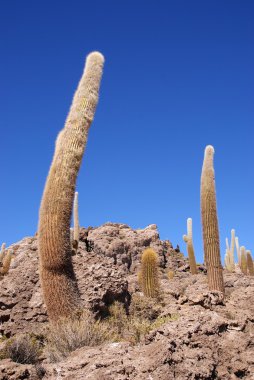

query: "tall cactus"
left=183, top=218, right=197, bottom=274
left=235, top=237, right=241, bottom=266
left=225, top=229, right=235, bottom=271
left=139, top=248, right=159, bottom=298
left=200, top=145, right=224, bottom=294
left=240, top=246, right=247, bottom=275
left=73, top=191, right=79, bottom=253
left=38, top=52, right=104, bottom=322
left=246, top=250, right=254, bottom=276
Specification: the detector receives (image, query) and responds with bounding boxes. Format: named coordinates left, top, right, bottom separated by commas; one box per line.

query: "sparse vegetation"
left=2, top=334, right=41, bottom=364
left=105, top=298, right=178, bottom=345
left=45, top=311, right=112, bottom=362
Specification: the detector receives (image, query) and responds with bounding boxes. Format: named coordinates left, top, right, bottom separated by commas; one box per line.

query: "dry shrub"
left=46, top=311, right=113, bottom=362
left=106, top=298, right=178, bottom=344
left=3, top=334, right=41, bottom=364
left=129, top=293, right=162, bottom=320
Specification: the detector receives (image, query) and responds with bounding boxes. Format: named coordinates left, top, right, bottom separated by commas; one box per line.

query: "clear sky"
left=1, top=1, right=253, bottom=264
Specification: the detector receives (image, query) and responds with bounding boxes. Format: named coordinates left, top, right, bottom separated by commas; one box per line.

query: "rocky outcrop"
left=1, top=223, right=254, bottom=379
left=0, top=223, right=182, bottom=336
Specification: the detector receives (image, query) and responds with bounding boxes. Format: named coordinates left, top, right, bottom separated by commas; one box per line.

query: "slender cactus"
left=225, top=229, right=235, bottom=271
left=0, top=243, right=6, bottom=263
left=73, top=191, right=79, bottom=252
left=229, top=229, right=235, bottom=270
left=246, top=250, right=254, bottom=276
left=38, top=52, right=104, bottom=322
left=139, top=248, right=159, bottom=298
left=235, top=237, right=241, bottom=266
left=240, top=246, right=247, bottom=275
left=200, top=145, right=224, bottom=294
left=0, top=249, right=13, bottom=275
left=183, top=218, right=197, bottom=274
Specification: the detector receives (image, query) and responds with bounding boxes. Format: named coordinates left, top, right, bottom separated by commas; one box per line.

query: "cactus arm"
left=225, top=238, right=229, bottom=252
left=38, top=52, right=104, bottom=322
left=200, top=145, right=224, bottom=294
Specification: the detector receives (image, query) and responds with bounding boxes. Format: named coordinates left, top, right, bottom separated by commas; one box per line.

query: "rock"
left=1, top=223, right=254, bottom=379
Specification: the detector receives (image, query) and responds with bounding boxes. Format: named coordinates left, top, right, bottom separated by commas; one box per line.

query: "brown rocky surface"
left=0, top=223, right=254, bottom=379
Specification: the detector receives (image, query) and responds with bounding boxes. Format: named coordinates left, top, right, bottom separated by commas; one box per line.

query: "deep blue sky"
left=1, top=1, right=253, bottom=264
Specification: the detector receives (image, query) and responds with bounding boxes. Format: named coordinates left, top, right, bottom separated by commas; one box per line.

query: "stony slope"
left=0, top=223, right=254, bottom=379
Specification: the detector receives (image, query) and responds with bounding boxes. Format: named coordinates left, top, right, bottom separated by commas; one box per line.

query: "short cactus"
left=139, top=248, right=159, bottom=298
left=167, top=270, right=175, bottom=280
left=183, top=218, right=197, bottom=274
left=0, top=243, right=6, bottom=263
left=0, top=248, right=13, bottom=275
left=200, top=145, right=224, bottom=294
left=246, top=250, right=254, bottom=276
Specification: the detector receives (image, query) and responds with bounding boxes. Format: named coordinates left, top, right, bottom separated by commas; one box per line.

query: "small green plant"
left=139, top=248, right=160, bottom=298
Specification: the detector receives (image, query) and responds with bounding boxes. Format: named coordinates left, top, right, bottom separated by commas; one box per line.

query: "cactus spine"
left=246, top=250, right=254, bottom=276
left=183, top=218, right=197, bottom=274
left=200, top=145, right=224, bottom=294
left=139, top=248, right=159, bottom=298
left=38, top=52, right=104, bottom=322
left=73, top=191, right=79, bottom=252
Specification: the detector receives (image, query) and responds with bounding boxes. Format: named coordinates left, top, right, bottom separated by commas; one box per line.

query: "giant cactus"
left=38, top=52, right=104, bottom=322
left=200, top=145, right=224, bottom=294
left=139, top=248, right=159, bottom=298
left=183, top=218, right=197, bottom=274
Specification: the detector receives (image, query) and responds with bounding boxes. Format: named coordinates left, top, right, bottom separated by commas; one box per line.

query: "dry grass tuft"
left=2, top=334, right=41, bottom=364
left=46, top=311, right=113, bottom=362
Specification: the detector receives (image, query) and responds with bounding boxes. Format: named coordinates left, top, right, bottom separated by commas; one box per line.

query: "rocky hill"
left=0, top=223, right=254, bottom=379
